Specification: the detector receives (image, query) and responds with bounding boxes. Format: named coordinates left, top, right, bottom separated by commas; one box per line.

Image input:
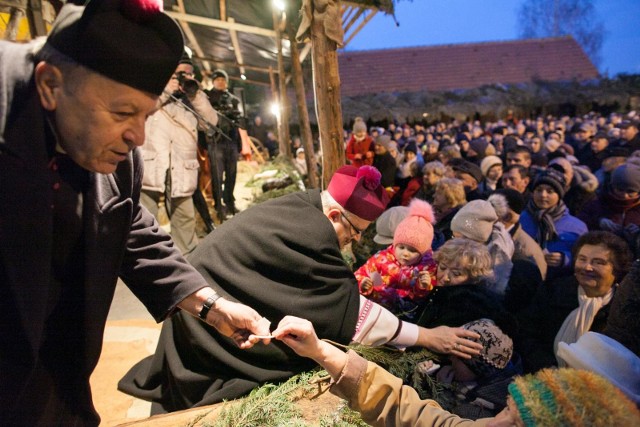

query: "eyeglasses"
left=340, top=211, right=364, bottom=237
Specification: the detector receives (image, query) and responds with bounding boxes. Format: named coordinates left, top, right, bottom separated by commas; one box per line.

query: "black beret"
left=46, top=0, right=184, bottom=96
left=493, top=188, right=525, bottom=214
left=451, top=159, right=483, bottom=184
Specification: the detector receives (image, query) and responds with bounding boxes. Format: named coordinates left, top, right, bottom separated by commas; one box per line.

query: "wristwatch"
left=198, top=293, right=222, bottom=321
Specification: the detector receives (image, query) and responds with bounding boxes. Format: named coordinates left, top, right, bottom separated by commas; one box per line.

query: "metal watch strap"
left=198, top=293, right=221, bottom=321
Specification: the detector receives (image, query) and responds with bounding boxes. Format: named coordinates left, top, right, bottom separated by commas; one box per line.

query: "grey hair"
left=320, top=191, right=344, bottom=215
left=423, top=160, right=446, bottom=176
left=35, top=42, right=87, bottom=93
left=488, top=193, right=510, bottom=222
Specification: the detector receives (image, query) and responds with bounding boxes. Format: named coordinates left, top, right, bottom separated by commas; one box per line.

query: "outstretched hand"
left=208, top=298, right=273, bottom=349
left=271, top=316, right=324, bottom=359
left=418, top=325, right=483, bottom=359
left=272, top=316, right=349, bottom=380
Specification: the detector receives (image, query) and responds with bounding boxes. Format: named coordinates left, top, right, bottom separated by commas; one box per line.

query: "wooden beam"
left=341, top=5, right=356, bottom=26
left=219, top=0, right=226, bottom=21
left=310, top=0, right=345, bottom=186
left=26, top=0, right=46, bottom=37
left=176, top=0, right=211, bottom=72
left=194, top=56, right=277, bottom=74
left=165, top=11, right=277, bottom=38
left=343, top=8, right=364, bottom=35
left=287, top=20, right=318, bottom=189
left=228, top=77, right=270, bottom=87
left=344, top=9, right=377, bottom=47
left=299, top=43, right=312, bottom=63
left=4, top=7, right=24, bottom=40
left=228, top=17, right=246, bottom=77
left=274, top=10, right=290, bottom=158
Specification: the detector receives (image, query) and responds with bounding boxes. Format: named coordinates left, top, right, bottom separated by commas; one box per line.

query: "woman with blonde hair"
left=415, top=239, right=516, bottom=343
left=432, top=178, right=467, bottom=245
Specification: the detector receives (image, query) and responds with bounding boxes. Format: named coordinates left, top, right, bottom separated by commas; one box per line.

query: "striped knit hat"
left=508, top=368, right=640, bottom=427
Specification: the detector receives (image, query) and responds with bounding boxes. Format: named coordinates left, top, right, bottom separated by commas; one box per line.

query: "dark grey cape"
left=119, top=190, right=361, bottom=413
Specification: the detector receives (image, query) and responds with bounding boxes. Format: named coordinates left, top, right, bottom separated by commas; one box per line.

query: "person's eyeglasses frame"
left=340, top=210, right=364, bottom=237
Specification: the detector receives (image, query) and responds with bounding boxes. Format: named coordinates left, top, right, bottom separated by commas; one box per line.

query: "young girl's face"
left=394, top=244, right=421, bottom=266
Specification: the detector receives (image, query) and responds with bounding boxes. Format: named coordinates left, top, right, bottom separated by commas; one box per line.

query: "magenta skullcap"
left=327, top=165, right=389, bottom=221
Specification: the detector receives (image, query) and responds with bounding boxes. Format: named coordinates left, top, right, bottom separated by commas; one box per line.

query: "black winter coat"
left=515, top=275, right=613, bottom=373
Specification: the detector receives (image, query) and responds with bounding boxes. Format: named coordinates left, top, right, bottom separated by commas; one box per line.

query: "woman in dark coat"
left=516, top=231, right=632, bottom=373
left=416, top=239, right=516, bottom=339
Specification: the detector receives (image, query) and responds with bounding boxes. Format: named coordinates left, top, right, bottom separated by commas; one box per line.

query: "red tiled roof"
left=337, top=36, right=599, bottom=97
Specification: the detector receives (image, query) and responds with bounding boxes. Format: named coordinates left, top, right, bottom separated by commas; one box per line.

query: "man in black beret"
left=0, top=1, right=269, bottom=424
left=449, top=158, right=484, bottom=201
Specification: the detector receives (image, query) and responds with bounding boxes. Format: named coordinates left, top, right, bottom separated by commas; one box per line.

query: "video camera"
left=213, top=91, right=243, bottom=126
left=175, top=71, right=199, bottom=98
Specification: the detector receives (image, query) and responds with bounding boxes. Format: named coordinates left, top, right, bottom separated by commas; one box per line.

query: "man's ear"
left=34, top=62, right=63, bottom=111
left=327, top=208, right=341, bottom=223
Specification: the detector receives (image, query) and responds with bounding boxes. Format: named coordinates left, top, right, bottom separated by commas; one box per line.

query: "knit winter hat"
left=450, top=200, right=498, bottom=243
left=352, top=117, right=367, bottom=133
left=480, top=155, right=503, bottom=177
left=327, top=165, right=389, bottom=221
left=46, top=0, right=184, bottom=96
left=461, top=319, right=513, bottom=377
left=392, top=199, right=435, bottom=254
left=532, top=168, right=567, bottom=199
left=374, top=206, right=410, bottom=245
left=469, top=138, right=489, bottom=156
left=611, top=162, right=640, bottom=194
left=557, top=332, right=640, bottom=404
left=508, top=368, right=640, bottom=427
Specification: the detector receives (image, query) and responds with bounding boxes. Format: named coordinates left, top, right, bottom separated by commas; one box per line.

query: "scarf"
left=524, top=198, right=567, bottom=248
left=554, top=286, right=614, bottom=366
left=603, top=191, right=640, bottom=212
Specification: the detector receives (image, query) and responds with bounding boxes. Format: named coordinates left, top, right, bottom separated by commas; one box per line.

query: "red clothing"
left=354, top=245, right=437, bottom=321
left=400, top=177, right=422, bottom=206
left=346, top=135, right=374, bottom=167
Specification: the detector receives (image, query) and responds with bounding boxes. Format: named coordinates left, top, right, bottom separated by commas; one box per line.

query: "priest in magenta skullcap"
left=119, top=165, right=484, bottom=414
left=0, top=1, right=271, bottom=424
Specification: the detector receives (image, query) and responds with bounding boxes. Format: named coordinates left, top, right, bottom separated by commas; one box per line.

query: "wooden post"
left=273, top=11, right=291, bottom=158
left=309, top=0, right=345, bottom=188
left=4, top=8, right=24, bottom=41
left=268, top=66, right=281, bottom=156
left=286, top=21, right=318, bottom=189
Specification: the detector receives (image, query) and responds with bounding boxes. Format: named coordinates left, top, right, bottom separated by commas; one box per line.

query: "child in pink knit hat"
left=354, top=198, right=437, bottom=321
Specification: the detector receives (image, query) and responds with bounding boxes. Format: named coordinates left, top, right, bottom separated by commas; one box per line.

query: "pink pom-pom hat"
left=393, top=199, right=435, bottom=254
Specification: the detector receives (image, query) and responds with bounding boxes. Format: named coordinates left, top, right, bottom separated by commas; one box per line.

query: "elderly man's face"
left=35, top=62, right=157, bottom=174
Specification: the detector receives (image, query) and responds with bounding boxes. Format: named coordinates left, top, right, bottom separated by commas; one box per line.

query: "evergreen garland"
left=189, top=341, right=447, bottom=426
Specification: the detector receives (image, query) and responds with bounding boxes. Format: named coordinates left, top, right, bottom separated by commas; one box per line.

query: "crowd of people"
left=339, top=112, right=640, bottom=419
left=2, top=0, right=639, bottom=425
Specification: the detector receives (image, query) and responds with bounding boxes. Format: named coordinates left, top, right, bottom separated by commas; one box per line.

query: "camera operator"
left=140, top=51, right=218, bottom=254
left=205, top=69, right=251, bottom=218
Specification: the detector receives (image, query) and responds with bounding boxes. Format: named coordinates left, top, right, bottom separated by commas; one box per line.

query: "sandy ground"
left=91, top=161, right=261, bottom=426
